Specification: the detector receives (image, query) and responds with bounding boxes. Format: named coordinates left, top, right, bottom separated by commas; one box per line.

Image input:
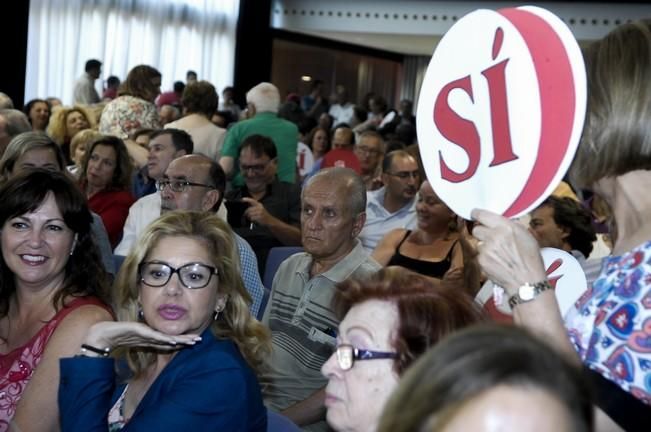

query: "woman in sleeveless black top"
left=373, top=180, right=476, bottom=291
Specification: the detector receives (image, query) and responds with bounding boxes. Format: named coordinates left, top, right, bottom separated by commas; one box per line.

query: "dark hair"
left=173, top=81, right=186, bottom=94
left=119, top=65, right=162, bottom=102
left=23, top=99, right=50, bottom=124
left=382, top=149, right=415, bottom=173
left=182, top=81, right=218, bottom=117
left=378, top=324, right=594, bottom=432
left=239, top=134, right=277, bottom=160
left=186, top=70, right=197, bottom=80
left=149, top=128, right=194, bottom=154
left=306, top=126, right=331, bottom=153
left=208, top=158, right=226, bottom=211
left=128, top=127, right=155, bottom=141
left=0, top=170, right=110, bottom=316
left=334, top=267, right=484, bottom=375
left=540, top=196, right=597, bottom=257
left=106, top=76, right=120, bottom=87
left=332, top=124, right=355, bottom=146
left=80, top=135, right=133, bottom=191
left=278, top=101, right=305, bottom=127
left=85, top=59, right=102, bottom=72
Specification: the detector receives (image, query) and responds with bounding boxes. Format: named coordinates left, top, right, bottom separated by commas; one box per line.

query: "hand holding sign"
left=417, top=6, right=586, bottom=219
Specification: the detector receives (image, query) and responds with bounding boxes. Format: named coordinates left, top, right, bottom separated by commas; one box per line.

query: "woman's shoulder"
left=55, top=297, right=114, bottom=327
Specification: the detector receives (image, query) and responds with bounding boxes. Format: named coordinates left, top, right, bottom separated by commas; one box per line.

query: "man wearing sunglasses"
left=115, top=154, right=265, bottom=318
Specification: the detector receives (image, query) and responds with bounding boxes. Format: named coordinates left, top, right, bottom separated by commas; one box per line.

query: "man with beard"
left=359, top=150, right=420, bottom=252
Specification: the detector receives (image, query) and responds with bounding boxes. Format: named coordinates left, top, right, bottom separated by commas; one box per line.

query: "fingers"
left=240, top=197, right=257, bottom=206
left=470, top=208, right=508, bottom=228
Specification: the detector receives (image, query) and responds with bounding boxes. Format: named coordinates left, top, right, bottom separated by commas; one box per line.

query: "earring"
left=138, top=306, right=145, bottom=321
left=213, top=306, right=224, bottom=321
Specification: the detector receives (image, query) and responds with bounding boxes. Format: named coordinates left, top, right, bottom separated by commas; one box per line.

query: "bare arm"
left=124, top=139, right=148, bottom=169
left=280, top=387, right=326, bottom=427
left=12, top=305, right=114, bottom=432
left=372, top=229, right=405, bottom=266
left=219, top=156, right=235, bottom=177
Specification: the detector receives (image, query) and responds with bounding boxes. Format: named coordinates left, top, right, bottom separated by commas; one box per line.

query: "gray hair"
left=303, top=167, right=366, bottom=217
left=246, top=82, right=280, bottom=114
left=0, top=131, right=66, bottom=181
left=0, top=109, right=31, bottom=137
left=0, top=93, right=13, bottom=110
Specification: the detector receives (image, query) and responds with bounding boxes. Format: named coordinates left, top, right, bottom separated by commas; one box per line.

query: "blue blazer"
left=59, top=329, right=266, bottom=431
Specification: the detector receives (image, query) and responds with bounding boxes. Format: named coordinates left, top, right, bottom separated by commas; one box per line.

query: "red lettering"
left=545, top=258, right=563, bottom=289
left=482, top=28, right=518, bottom=167
left=433, top=76, right=481, bottom=183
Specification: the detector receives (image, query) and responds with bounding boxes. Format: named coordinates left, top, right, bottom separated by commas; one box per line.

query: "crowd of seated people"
left=0, top=16, right=649, bottom=431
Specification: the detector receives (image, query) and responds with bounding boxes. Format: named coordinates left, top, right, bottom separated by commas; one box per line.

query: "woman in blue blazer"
left=58, top=211, right=270, bottom=431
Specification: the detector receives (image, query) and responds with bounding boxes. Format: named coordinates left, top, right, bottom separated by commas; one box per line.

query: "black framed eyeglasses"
left=239, top=158, right=275, bottom=174
left=156, top=179, right=215, bottom=193
left=335, top=343, right=398, bottom=371
left=138, top=261, right=218, bottom=289
left=386, top=170, right=420, bottom=180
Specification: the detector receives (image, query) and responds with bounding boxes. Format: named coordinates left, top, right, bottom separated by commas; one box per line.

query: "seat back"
left=267, top=409, right=302, bottom=432
left=263, top=246, right=303, bottom=290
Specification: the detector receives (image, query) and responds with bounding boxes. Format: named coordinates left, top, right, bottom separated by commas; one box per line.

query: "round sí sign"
left=416, top=6, right=586, bottom=219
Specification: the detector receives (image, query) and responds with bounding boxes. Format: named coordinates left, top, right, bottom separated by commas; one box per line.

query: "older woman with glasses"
left=59, top=211, right=270, bottom=431
left=321, top=266, right=483, bottom=432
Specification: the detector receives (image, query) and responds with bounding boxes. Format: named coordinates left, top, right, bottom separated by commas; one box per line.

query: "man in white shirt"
left=359, top=150, right=420, bottom=252
left=328, top=85, right=354, bottom=127
left=73, top=59, right=102, bottom=105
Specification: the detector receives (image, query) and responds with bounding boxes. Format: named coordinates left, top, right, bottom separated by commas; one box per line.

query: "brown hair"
left=79, top=135, right=133, bottom=192
left=119, top=65, right=162, bottom=102
left=334, top=267, right=484, bottom=375
left=570, top=20, right=651, bottom=187
left=182, top=81, right=218, bottom=117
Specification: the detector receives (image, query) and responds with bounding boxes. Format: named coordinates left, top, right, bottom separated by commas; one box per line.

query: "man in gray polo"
left=261, top=167, right=381, bottom=431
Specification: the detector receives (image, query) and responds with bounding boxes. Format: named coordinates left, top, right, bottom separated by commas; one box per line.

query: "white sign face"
left=416, top=6, right=586, bottom=219
left=540, top=247, right=587, bottom=315
left=478, top=247, right=587, bottom=319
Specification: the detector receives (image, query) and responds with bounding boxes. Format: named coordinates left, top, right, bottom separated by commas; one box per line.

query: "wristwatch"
left=508, top=280, right=553, bottom=308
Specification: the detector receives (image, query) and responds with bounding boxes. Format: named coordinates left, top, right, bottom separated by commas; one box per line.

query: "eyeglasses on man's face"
left=355, top=145, right=381, bottom=156
left=239, top=158, right=274, bottom=174
left=334, top=343, right=398, bottom=371
left=156, top=179, right=214, bottom=193
left=386, top=170, right=420, bottom=180
left=138, top=261, right=218, bottom=289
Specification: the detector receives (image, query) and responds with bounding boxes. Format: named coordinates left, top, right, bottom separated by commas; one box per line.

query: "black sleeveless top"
left=387, top=230, right=457, bottom=279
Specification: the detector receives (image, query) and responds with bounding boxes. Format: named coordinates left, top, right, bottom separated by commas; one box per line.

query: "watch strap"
left=508, top=280, right=553, bottom=308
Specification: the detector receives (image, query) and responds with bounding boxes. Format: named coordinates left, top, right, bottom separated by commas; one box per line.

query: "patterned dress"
left=99, top=95, right=160, bottom=139
left=565, top=240, right=651, bottom=405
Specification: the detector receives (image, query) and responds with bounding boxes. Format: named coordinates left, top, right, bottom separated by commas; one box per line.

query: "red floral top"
left=0, top=297, right=110, bottom=431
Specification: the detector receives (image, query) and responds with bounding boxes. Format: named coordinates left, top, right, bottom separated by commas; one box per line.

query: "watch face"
left=519, top=284, right=535, bottom=301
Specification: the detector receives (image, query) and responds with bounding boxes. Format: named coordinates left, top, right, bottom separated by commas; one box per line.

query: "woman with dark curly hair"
left=0, top=170, right=113, bottom=431
left=79, top=135, right=135, bottom=247
left=321, top=266, right=483, bottom=432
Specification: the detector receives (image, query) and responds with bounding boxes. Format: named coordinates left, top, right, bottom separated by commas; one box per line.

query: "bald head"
left=161, top=154, right=225, bottom=213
